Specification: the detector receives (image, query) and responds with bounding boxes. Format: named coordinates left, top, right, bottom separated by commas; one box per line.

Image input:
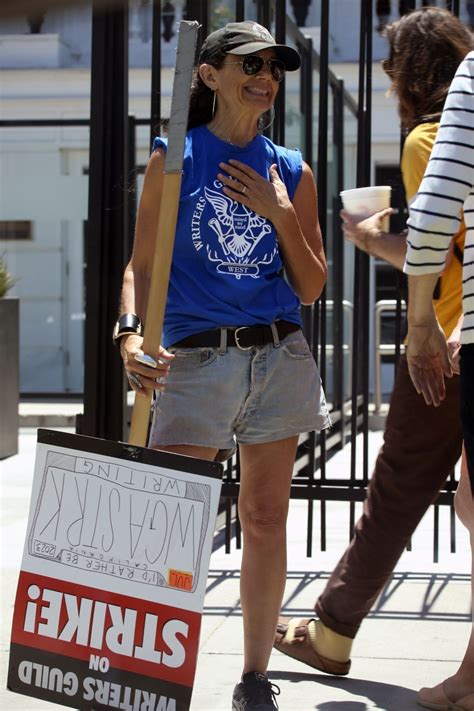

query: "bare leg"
left=445, top=452, right=474, bottom=699
left=238, top=436, right=298, bottom=675
left=419, top=449, right=474, bottom=706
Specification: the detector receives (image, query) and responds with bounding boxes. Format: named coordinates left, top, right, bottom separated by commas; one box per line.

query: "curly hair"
left=383, top=7, right=472, bottom=130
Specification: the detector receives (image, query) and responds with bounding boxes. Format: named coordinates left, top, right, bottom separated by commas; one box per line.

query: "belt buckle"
left=234, top=327, right=254, bottom=351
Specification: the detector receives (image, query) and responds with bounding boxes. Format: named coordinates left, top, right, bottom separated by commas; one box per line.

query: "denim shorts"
left=148, top=329, right=330, bottom=450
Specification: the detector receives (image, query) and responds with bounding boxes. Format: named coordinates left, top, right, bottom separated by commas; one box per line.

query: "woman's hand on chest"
left=217, top=159, right=293, bottom=226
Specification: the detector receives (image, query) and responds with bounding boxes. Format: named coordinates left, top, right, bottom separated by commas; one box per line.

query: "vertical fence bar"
left=300, top=33, right=314, bottom=351
left=236, top=445, right=242, bottom=549
left=303, top=40, right=314, bottom=174
left=349, top=0, right=372, bottom=532
left=257, top=0, right=271, bottom=29
left=433, top=505, right=440, bottom=564
left=82, top=0, right=129, bottom=440
left=332, top=79, right=345, bottom=435
left=446, top=0, right=460, bottom=15
left=298, top=33, right=316, bottom=556
left=225, top=494, right=232, bottom=554
left=127, top=115, right=137, bottom=260
left=316, top=0, right=329, bottom=554
left=310, top=278, right=319, bottom=544
left=349, top=0, right=366, bottom=528
left=184, top=1, right=208, bottom=34
left=361, top=0, right=372, bottom=487
left=317, top=2, right=328, bottom=381
left=332, top=199, right=345, bottom=412
left=394, top=273, right=405, bottom=367
left=394, top=104, right=408, bottom=381
left=273, top=0, right=286, bottom=146
left=125, top=117, right=136, bottom=438
left=450, top=484, right=457, bottom=553
left=149, top=0, right=162, bottom=149
left=235, top=0, right=245, bottom=22
left=199, top=0, right=209, bottom=41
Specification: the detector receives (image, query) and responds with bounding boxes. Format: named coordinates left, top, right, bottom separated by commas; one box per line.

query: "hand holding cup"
left=340, top=185, right=392, bottom=232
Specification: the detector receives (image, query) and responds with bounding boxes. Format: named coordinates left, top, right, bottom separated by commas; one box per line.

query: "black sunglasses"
left=227, top=55, right=286, bottom=82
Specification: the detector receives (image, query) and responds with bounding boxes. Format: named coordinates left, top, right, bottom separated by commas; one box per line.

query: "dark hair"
left=187, top=45, right=227, bottom=130
left=383, top=7, right=472, bottom=130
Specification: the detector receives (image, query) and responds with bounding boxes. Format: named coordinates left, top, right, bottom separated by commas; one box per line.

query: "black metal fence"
left=0, top=0, right=462, bottom=560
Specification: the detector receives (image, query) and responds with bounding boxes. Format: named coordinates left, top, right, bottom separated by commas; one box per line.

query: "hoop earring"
left=212, top=90, right=217, bottom=117
left=260, top=105, right=275, bottom=131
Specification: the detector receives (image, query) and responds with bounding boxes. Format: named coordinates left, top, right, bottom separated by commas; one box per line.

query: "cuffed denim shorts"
left=148, top=329, right=330, bottom=450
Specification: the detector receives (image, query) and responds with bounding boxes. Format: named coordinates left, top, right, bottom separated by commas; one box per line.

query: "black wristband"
left=113, top=313, right=143, bottom=347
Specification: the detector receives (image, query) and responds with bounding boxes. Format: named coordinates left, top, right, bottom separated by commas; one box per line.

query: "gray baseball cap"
left=199, top=21, right=301, bottom=71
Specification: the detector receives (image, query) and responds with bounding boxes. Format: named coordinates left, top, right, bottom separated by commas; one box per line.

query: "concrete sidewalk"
left=1, top=428, right=471, bottom=710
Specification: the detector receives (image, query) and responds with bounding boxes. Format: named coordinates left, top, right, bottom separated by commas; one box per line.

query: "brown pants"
left=315, top=355, right=462, bottom=639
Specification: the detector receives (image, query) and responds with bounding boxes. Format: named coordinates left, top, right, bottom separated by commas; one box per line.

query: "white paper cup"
left=340, top=185, right=392, bottom=231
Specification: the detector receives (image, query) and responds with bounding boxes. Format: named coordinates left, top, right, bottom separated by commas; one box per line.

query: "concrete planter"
left=0, top=298, right=19, bottom=458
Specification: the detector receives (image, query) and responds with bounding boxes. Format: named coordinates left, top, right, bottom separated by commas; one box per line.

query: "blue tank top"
left=153, top=125, right=303, bottom=347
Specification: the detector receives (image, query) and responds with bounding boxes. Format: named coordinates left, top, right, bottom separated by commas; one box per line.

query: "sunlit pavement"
left=1, top=428, right=471, bottom=710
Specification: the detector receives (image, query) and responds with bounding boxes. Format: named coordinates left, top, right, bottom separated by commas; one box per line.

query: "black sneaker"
left=232, top=672, right=280, bottom=710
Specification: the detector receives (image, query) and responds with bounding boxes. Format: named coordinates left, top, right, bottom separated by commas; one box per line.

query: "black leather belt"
left=171, top=321, right=300, bottom=351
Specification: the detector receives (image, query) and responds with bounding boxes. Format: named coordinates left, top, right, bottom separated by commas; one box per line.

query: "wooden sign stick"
left=128, top=20, right=199, bottom=446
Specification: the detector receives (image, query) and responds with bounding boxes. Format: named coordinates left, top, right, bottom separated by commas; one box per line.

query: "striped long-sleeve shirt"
left=404, top=51, right=474, bottom=345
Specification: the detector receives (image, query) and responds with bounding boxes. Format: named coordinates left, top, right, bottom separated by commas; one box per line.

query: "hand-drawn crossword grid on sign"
left=28, top=449, right=211, bottom=593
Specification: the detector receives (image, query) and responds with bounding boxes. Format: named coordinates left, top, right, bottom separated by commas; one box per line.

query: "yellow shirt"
left=401, top=122, right=465, bottom=338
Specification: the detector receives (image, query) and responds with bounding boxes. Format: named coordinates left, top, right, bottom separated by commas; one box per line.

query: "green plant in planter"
left=0, top=254, right=17, bottom=298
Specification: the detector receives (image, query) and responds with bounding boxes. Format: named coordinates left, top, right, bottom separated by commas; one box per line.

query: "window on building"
left=0, top=221, right=32, bottom=241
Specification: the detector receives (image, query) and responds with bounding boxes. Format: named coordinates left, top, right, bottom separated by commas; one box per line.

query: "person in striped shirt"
left=404, top=51, right=474, bottom=711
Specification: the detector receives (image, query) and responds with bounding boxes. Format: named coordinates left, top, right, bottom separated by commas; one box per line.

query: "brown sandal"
left=273, top=617, right=351, bottom=676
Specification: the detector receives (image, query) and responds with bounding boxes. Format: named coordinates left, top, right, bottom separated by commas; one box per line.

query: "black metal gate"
left=1, top=0, right=460, bottom=559
left=81, top=0, right=460, bottom=560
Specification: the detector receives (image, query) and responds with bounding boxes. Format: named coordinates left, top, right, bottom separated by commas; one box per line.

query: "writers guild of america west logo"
left=190, top=181, right=278, bottom=279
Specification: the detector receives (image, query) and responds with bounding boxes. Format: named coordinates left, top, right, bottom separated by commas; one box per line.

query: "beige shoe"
left=417, top=682, right=474, bottom=710
left=273, top=617, right=351, bottom=676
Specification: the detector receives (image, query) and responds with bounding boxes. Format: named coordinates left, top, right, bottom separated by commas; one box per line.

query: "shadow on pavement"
left=267, top=670, right=418, bottom=710
left=203, top=568, right=471, bottom=622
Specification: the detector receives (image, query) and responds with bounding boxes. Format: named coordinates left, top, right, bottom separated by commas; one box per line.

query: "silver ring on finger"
left=128, top=372, right=143, bottom=390
left=241, top=185, right=247, bottom=195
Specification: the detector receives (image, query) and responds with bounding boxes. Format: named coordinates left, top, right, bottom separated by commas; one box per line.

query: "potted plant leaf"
left=0, top=254, right=19, bottom=458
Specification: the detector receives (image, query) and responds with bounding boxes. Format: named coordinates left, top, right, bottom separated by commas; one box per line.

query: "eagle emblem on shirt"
left=204, top=186, right=272, bottom=258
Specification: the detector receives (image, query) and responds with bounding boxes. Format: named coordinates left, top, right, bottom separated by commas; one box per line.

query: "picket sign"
left=8, top=22, right=224, bottom=711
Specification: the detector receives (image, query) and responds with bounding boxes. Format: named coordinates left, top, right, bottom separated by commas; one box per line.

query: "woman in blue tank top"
left=115, top=21, right=328, bottom=710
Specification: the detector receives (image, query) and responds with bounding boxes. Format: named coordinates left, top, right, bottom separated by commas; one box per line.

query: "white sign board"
left=8, top=429, right=222, bottom=710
